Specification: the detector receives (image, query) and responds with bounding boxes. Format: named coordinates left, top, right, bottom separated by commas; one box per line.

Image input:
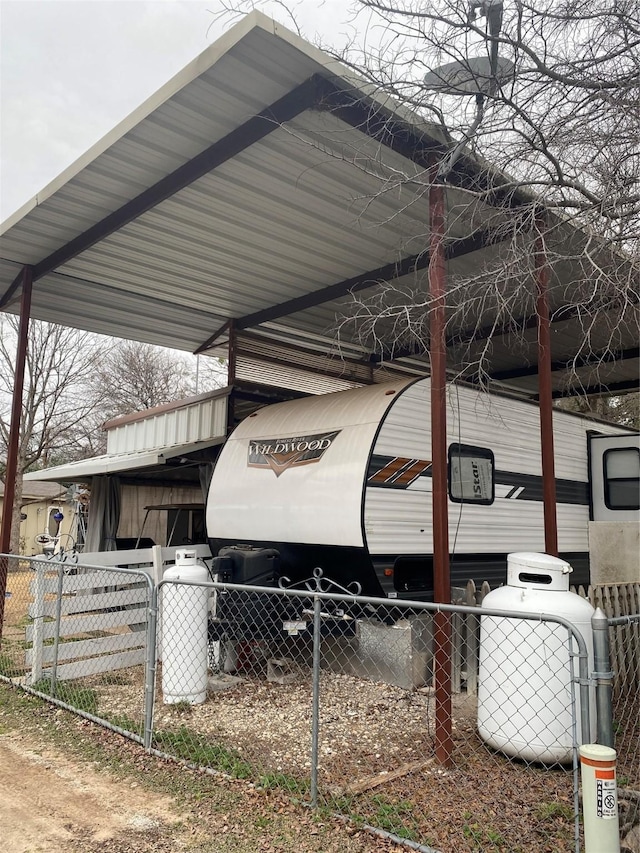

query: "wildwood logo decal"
left=248, top=431, right=340, bottom=477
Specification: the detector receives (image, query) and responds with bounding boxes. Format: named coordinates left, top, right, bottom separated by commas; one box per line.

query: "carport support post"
left=226, top=320, right=238, bottom=432
left=0, top=266, right=33, bottom=641
left=534, top=219, right=559, bottom=556
left=429, top=169, right=453, bottom=766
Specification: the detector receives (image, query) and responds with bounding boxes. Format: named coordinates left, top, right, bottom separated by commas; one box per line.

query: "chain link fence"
left=149, top=573, right=589, bottom=853
left=609, top=612, right=640, bottom=846
left=609, top=614, right=640, bottom=789
left=2, top=553, right=638, bottom=853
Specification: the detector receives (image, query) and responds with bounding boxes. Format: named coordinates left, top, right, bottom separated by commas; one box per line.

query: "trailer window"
left=448, top=444, right=495, bottom=505
left=603, top=447, right=640, bottom=510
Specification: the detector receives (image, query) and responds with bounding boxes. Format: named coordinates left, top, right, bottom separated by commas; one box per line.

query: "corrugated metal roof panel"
left=23, top=433, right=227, bottom=483
left=23, top=450, right=169, bottom=481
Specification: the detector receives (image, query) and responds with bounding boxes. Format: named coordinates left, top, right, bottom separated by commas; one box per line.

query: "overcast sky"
left=0, top=0, right=352, bottom=222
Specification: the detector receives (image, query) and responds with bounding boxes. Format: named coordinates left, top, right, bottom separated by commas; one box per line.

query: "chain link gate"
left=0, top=554, right=154, bottom=744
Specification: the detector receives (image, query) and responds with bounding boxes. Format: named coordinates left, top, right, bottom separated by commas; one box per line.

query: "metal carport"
left=1, top=11, right=638, bottom=762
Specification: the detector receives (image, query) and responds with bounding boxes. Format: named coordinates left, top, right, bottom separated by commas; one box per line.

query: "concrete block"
left=207, top=673, right=244, bottom=693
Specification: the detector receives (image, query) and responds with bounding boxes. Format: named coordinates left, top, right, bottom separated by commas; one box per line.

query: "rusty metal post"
left=534, top=219, right=558, bottom=556
left=226, top=320, right=237, bottom=433
left=227, top=319, right=237, bottom=384
left=0, top=266, right=33, bottom=640
left=429, top=168, right=453, bottom=765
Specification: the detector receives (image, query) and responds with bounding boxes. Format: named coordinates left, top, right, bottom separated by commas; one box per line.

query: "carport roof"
left=1, top=11, right=638, bottom=398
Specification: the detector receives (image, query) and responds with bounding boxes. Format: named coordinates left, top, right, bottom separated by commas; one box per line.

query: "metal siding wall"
left=235, top=357, right=361, bottom=395
left=105, top=396, right=228, bottom=455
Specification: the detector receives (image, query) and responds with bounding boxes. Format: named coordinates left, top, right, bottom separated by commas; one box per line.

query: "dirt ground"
left=0, top=733, right=178, bottom=853
left=0, top=685, right=401, bottom=853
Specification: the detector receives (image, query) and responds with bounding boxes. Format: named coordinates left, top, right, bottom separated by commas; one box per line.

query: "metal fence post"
left=572, top=629, right=592, bottom=749
left=143, top=578, right=159, bottom=751
left=567, top=629, right=581, bottom=853
left=30, top=559, right=46, bottom=685
left=310, top=593, right=322, bottom=807
left=49, top=561, right=65, bottom=696
left=591, top=607, right=614, bottom=748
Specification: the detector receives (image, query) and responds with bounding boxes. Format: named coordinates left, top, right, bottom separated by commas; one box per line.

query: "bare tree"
left=1, top=325, right=227, bottom=552
left=216, top=1, right=639, bottom=395
left=331, top=0, right=639, bottom=387
left=556, top=390, right=639, bottom=429
left=85, top=341, right=227, bottom=453
left=91, top=340, right=197, bottom=417
left=0, top=316, right=106, bottom=552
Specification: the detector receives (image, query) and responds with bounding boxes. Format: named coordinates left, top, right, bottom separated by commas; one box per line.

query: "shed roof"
left=20, top=378, right=331, bottom=486
left=1, top=12, right=637, bottom=398
left=22, top=436, right=225, bottom=485
left=0, top=482, right=66, bottom=501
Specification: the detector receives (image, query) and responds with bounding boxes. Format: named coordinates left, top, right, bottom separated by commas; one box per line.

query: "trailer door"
left=589, top=433, right=640, bottom=522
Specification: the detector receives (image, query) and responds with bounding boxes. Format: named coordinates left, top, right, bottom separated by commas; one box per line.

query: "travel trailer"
left=207, top=377, right=639, bottom=599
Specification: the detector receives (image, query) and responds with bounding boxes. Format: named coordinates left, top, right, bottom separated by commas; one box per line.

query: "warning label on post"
left=596, top=778, right=617, bottom=819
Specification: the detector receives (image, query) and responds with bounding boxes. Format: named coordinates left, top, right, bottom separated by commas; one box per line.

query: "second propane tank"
left=477, top=552, right=595, bottom=764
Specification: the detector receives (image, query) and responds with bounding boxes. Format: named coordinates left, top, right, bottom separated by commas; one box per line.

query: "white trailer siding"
left=208, top=376, right=630, bottom=594
left=364, top=379, right=623, bottom=559
left=208, top=381, right=411, bottom=548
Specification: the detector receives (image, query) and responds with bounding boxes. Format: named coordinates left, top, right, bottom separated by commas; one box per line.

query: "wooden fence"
left=26, top=544, right=211, bottom=684
left=580, top=582, right=640, bottom=695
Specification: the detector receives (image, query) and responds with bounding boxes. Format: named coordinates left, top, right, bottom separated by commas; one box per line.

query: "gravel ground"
left=90, top=667, right=587, bottom=852
left=94, top=669, right=471, bottom=781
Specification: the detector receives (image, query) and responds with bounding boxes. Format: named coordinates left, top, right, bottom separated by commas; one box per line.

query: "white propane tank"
left=162, top=549, right=210, bottom=705
left=477, top=552, right=596, bottom=764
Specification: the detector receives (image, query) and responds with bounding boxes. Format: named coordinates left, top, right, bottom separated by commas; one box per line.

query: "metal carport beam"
left=0, top=266, right=32, bottom=638
left=428, top=165, right=453, bottom=767
left=0, top=268, right=28, bottom=312
left=193, top=224, right=514, bottom=354
left=535, top=217, right=558, bottom=556
left=549, top=378, right=640, bottom=399
left=487, top=346, right=640, bottom=383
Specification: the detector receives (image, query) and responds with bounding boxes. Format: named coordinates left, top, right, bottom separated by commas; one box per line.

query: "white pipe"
left=579, top=744, right=620, bottom=853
